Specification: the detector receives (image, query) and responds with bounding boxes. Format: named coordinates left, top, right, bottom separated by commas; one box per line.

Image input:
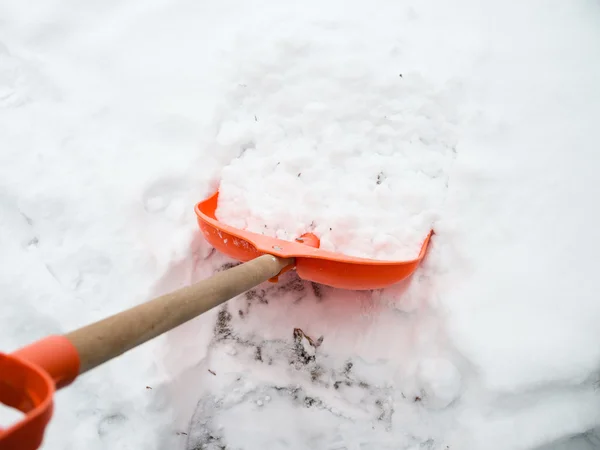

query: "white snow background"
left=1, top=0, right=600, bottom=449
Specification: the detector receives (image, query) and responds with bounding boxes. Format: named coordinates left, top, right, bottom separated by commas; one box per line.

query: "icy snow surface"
left=1, top=1, right=600, bottom=450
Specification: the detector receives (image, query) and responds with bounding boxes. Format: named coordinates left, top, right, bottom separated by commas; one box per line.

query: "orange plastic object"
left=0, top=336, right=80, bottom=450
left=195, top=191, right=432, bottom=290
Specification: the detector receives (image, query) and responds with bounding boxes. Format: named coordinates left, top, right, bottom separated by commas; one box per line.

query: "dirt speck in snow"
left=214, top=307, right=233, bottom=340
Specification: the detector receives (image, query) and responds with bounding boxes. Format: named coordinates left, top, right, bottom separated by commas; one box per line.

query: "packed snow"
left=1, top=1, right=600, bottom=450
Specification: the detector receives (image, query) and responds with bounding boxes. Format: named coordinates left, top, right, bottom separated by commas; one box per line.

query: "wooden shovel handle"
left=65, top=254, right=293, bottom=374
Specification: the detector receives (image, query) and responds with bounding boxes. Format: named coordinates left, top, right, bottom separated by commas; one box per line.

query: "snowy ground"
left=1, top=1, right=600, bottom=449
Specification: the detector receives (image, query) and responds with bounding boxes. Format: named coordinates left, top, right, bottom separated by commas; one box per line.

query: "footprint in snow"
left=142, top=176, right=190, bottom=220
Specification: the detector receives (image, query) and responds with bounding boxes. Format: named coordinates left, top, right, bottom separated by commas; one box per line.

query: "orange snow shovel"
left=0, top=191, right=431, bottom=450
left=195, top=191, right=432, bottom=290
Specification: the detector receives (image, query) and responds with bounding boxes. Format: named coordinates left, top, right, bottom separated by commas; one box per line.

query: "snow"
left=213, top=20, right=461, bottom=260
left=415, top=357, right=462, bottom=410
left=0, top=404, right=23, bottom=429
left=1, top=0, right=600, bottom=450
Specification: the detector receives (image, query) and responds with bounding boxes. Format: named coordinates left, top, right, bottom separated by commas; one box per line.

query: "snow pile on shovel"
left=213, top=21, right=462, bottom=260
